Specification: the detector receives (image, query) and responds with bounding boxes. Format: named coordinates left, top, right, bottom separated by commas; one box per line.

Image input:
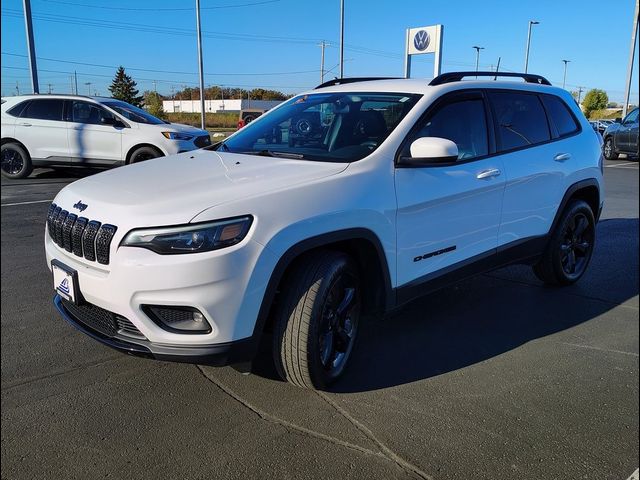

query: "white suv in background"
left=1, top=94, right=210, bottom=179
left=45, top=72, right=604, bottom=390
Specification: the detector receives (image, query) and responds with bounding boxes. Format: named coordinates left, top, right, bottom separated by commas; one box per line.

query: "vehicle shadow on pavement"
left=317, top=217, right=638, bottom=393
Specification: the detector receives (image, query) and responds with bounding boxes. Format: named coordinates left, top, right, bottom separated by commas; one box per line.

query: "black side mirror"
left=615, top=118, right=622, bottom=123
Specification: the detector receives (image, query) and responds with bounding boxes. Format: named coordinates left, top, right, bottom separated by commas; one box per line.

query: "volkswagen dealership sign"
left=404, top=24, right=443, bottom=78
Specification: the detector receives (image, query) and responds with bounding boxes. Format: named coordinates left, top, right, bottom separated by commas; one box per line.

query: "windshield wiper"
left=243, top=150, right=305, bottom=159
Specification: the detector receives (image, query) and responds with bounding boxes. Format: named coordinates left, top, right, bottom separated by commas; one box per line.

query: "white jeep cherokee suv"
left=45, top=72, right=604, bottom=389
left=1, top=94, right=210, bottom=179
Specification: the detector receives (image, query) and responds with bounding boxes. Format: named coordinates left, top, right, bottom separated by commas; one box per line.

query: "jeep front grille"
left=47, top=203, right=117, bottom=265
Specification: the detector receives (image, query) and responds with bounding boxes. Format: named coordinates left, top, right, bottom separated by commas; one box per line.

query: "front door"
left=66, top=100, right=123, bottom=165
left=395, top=91, right=505, bottom=291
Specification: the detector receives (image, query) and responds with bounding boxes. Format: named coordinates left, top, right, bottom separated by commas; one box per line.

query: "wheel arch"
left=125, top=143, right=165, bottom=164
left=550, top=179, right=601, bottom=234
left=252, top=228, right=394, bottom=341
left=1, top=137, right=30, bottom=157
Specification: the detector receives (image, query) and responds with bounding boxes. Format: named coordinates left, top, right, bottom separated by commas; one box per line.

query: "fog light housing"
left=143, top=305, right=212, bottom=334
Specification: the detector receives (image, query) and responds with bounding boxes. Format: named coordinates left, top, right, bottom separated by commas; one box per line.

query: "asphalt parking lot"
left=1, top=161, right=638, bottom=480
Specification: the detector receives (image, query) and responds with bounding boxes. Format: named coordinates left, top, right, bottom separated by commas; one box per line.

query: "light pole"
left=84, top=82, right=92, bottom=96
left=562, top=59, right=571, bottom=89
left=622, top=0, right=639, bottom=117
left=195, top=0, right=206, bottom=130
left=472, top=46, right=484, bottom=75
left=22, top=0, right=39, bottom=94
left=524, top=20, right=540, bottom=73
left=339, top=0, right=345, bottom=78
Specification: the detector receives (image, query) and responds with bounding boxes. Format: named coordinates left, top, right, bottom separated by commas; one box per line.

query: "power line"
left=2, top=52, right=319, bottom=76
left=40, top=0, right=282, bottom=11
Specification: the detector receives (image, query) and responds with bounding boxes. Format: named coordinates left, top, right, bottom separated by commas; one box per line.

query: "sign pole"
left=404, top=29, right=411, bottom=78
left=434, top=24, right=443, bottom=78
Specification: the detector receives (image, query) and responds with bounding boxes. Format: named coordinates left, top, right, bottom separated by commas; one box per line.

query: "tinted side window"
left=7, top=101, right=30, bottom=117
left=489, top=92, right=551, bottom=151
left=541, top=94, right=580, bottom=137
left=624, top=109, right=638, bottom=125
left=70, top=100, right=114, bottom=125
left=403, top=98, right=489, bottom=160
left=21, top=99, right=64, bottom=121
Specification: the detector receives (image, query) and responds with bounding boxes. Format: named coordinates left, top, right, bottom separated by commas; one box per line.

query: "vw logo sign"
left=413, top=30, right=430, bottom=51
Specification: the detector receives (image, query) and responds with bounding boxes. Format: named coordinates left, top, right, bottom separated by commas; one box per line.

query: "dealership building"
left=162, top=98, right=283, bottom=113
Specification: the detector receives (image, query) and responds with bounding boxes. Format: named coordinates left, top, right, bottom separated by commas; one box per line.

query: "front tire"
left=603, top=137, right=618, bottom=160
left=533, top=200, right=596, bottom=286
left=1, top=142, right=33, bottom=179
left=273, top=250, right=361, bottom=389
left=129, top=146, right=163, bottom=164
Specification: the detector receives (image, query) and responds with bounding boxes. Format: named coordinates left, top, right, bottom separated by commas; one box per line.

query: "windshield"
left=216, top=92, right=421, bottom=162
left=102, top=101, right=166, bottom=125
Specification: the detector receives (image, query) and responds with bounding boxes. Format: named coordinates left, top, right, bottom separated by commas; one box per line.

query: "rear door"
left=620, top=109, right=639, bottom=153
left=66, top=100, right=123, bottom=165
left=14, top=99, right=69, bottom=163
left=395, top=90, right=505, bottom=291
left=488, top=90, right=579, bottom=248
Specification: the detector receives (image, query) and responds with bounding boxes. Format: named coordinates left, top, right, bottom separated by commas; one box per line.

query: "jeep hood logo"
left=73, top=200, right=88, bottom=212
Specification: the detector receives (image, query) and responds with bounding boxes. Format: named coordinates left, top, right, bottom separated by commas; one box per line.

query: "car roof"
left=2, top=94, right=116, bottom=102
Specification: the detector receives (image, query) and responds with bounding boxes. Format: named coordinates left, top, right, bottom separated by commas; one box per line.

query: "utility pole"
left=524, top=20, right=540, bottom=73
left=47, top=83, right=52, bottom=94
left=577, top=86, right=585, bottom=105
left=339, top=0, right=345, bottom=78
left=472, top=46, right=484, bottom=76
left=74, top=71, right=78, bottom=95
left=494, top=57, right=501, bottom=80
left=15, top=82, right=20, bottom=95
left=153, top=80, right=157, bottom=93
left=319, top=41, right=328, bottom=83
left=23, top=0, right=39, bottom=93
left=85, top=82, right=92, bottom=96
left=623, top=0, right=639, bottom=117
left=195, top=0, right=206, bottom=130
left=562, top=59, right=571, bottom=90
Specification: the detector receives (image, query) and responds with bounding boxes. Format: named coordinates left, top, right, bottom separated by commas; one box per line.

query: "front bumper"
left=54, top=295, right=256, bottom=365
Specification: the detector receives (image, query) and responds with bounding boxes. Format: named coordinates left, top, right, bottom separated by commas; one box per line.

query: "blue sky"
left=1, top=0, right=638, bottom=103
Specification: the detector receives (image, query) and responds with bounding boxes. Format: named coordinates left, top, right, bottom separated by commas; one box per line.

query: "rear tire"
left=272, top=250, right=361, bottom=390
left=603, top=137, right=618, bottom=160
left=128, top=146, right=163, bottom=164
left=1, top=142, right=33, bottom=179
left=533, top=200, right=595, bottom=286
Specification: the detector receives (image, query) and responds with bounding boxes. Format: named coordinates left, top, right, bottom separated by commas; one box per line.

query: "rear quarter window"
left=541, top=94, right=580, bottom=137
left=6, top=101, right=30, bottom=118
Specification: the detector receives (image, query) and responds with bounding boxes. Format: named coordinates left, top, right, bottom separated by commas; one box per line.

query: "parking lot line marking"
left=626, top=468, right=639, bottom=480
left=1, top=199, right=52, bottom=207
left=560, top=342, right=639, bottom=357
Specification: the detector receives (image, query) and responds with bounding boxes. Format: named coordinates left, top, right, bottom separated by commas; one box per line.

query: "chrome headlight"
left=161, top=131, right=194, bottom=140
left=121, top=216, right=252, bottom=254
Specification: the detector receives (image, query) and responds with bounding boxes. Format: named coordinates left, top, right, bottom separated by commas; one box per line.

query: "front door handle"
left=19, top=122, right=32, bottom=127
left=554, top=153, right=571, bottom=162
left=476, top=168, right=501, bottom=179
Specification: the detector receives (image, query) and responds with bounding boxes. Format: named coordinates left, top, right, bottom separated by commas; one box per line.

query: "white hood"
left=53, top=149, right=348, bottom=229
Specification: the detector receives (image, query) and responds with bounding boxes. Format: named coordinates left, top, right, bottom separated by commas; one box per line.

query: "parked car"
left=602, top=108, right=639, bottom=160
left=46, top=72, right=603, bottom=389
left=237, top=108, right=268, bottom=129
left=0, top=94, right=211, bottom=179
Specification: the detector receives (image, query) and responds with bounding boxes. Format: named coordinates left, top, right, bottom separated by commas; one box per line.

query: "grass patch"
left=164, top=112, right=238, bottom=128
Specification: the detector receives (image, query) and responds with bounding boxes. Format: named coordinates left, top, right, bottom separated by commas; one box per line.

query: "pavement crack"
left=316, top=391, right=433, bottom=480
left=559, top=342, right=639, bottom=357
left=1, top=355, right=123, bottom=391
left=195, top=366, right=422, bottom=477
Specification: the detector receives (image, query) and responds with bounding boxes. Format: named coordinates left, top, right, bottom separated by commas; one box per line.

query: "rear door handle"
left=554, top=153, right=571, bottom=162
left=476, top=168, right=501, bottom=179
left=19, top=122, right=32, bottom=127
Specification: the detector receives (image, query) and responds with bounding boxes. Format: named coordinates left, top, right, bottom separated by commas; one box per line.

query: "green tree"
left=143, top=91, right=165, bottom=118
left=582, top=88, right=609, bottom=119
left=108, top=66, right=143, bottom=106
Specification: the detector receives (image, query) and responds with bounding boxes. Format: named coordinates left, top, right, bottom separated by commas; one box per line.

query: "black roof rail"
left=315, top=77, right=400, bottom=89
left=429, top=71, right=552, bottom=86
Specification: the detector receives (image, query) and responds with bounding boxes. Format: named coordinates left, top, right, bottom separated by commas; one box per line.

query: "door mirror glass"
left=404, top=137, right=458, bottom=165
